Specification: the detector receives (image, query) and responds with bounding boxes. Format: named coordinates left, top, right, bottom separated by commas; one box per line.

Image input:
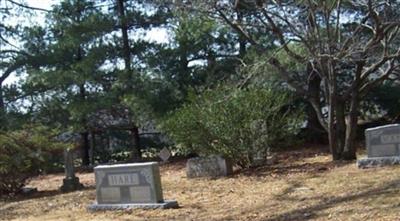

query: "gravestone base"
left=60, top=177, right=84, bottom=192
left=357, top=156, right=400, bottom=169
left=87, top=200, right=179, bottom=211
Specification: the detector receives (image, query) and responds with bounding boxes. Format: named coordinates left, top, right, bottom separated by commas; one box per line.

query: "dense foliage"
left=163, top=87, right=303, bottom=168
left=0, top=125, right=70, bottom=196
left=365, top=83, right=400, bottom=121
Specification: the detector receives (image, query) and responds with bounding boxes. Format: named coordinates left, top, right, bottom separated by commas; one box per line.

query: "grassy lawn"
left=1, top=148, right=400, bottom=221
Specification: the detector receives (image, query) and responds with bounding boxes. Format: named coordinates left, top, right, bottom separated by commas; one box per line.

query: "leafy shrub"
left=0, top=125, right=70, bottom=196
left=163, top=87, right=304, bottom=168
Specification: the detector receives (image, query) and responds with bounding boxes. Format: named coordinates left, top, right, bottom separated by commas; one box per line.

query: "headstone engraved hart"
left=60, top=149, right=84, bottom=192
left=357, top=124, right=400, bottom=168
left=87, top=162, right=178, bottom=211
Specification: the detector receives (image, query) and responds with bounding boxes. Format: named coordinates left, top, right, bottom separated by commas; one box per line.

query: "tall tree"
left=116, top=0, right=141, bottom=161
left=103, top=0, right=170, bottom=161
left=180, top=0, right=400, bottom=160
left=23, top=0, right=113, bottom=165
left=143, top=10, right=242, bottom=115
left=0, top=0, right=47, bottom=129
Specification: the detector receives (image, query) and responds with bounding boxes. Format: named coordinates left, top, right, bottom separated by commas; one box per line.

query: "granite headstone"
left=186, top=155, right=233, bottom=178
left=87, top=162, right=178, bottom=211
left=358, top=124, right=400, bottom=168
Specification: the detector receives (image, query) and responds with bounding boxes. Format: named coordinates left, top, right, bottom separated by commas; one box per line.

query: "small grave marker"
left=60, top=149, right=83, bottom=192
left=158, top=147, right=171, bottom=162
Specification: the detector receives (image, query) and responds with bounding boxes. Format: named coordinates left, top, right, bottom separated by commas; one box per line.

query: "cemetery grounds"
left=1, top=147, right=400, bottom=221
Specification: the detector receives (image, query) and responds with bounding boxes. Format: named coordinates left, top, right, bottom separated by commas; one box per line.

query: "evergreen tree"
left=23, top=0, right=113, bottom=165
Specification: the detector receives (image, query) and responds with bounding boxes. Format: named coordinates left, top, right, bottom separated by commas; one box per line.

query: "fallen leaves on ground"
left=1, top=147, right=400, bottom=221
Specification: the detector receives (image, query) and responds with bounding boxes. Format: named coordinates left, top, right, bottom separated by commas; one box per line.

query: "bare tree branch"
left=6, top=0, right=50, bottom=12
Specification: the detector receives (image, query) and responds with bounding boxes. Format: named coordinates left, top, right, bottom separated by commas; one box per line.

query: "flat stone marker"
left=87, top=162, right=178, bottom=211
left=186, top=155, right=233, bottom=178
left=358, top=124, right=400, bottom=168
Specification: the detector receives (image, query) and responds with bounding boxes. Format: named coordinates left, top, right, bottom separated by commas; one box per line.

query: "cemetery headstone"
left=186, top=155, right=233, bottom=178
left=158, top=147, right=171, bottom=162
left=60, top=149, right=84, bottom=192
left=87, top=162, right=178, bottom=211
left=357, top=124, right=400, bottom=168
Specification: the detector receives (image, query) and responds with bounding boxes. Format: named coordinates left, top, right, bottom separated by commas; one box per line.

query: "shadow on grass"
left=237, top=149, right=352, bottom=178
left=238, top=161, right=350, bottom=177
left=0, top=186, right=96, bottom=220
left=1, top=185, right=95, bottom=203
left=219, top=178, right=400, bottom=221
left=267, top=178, right=400, bottom=220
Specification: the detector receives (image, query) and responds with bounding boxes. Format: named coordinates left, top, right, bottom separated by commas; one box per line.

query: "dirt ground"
left=1, top=148, right=400, bottom=221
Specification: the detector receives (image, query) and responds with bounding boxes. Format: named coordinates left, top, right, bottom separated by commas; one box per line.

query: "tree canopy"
left=1, top=0, right=399, bottom=165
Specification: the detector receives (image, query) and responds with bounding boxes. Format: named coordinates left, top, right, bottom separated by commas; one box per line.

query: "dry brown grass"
left=2, top=148, right=400, bottom=221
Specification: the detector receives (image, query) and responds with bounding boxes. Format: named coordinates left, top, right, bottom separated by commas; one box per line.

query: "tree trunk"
left=336, top=100, right=346, bottom=157
left=0, top=84, right=4, bottom=111
left=323, top=57, right=356, bottom=161
left=306, top=68, right=326, bottom=142
left=80, top=131, right=90, bottom=166
left=343, top=91, right=359, bottom=160
left=0, top=84, right=5, bottom=130
left=328, top=115, right=340, bottom=160
left=327, top=85, right=340, bottom=160
left=341, top=63, right=363, bottom=160
left=116, top=0, right=131, bottom=70
left=130, top=127, right=142, bottom=162
left=306, top=105, right=321, bottom=129
left=78, top=83, right=90, bottom=166
left=116, top=0, right=142, bottom=161
left=327, top=95, right=357, bottom=161
left=89, top=131, right=96, bottom=165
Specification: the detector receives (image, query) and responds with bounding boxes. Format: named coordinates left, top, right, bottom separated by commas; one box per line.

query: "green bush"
left=163, top=87, right=304, bottom=168
left=0, top=125, right=70, bottom=196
